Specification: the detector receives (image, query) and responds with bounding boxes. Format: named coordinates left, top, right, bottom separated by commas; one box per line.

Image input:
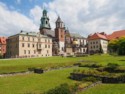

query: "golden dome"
left=73, top=40, right=78, bottom=45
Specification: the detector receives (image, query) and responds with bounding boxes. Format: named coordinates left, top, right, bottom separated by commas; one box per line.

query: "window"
left=24, top=50, right=26, bottom=54
left=45, top=39, right=47, bottom=42
left=48, top=45, right=50, bottom=48
left=38, top=51, right=41, bottom=54
left=38, top=38, right=40, bottom=42
left=22, top=43, right=24, bottom=47
left=32, top=44, right=34, bottom=48
left=28, top=50, right=30, bottom=54
left=45, top=45, right=47, bottom=48
left=47, top=50, right=49, bottom=53
left=33, top=38, right=34, bottom=41
left=28, top=37, right=30, bottom=41
left=83, top=49, right=85, bottom=52
left=62, top=47, right=64, bottom=51
left=34, top=50, right=36, bottom=54
left=46, top=21, right=48, bottom=24
left=48, top=39, right=50, bottom=43
left=39, top=44, right=41, bottom=48
left=22, top=36, right=24, bottom=40
left=28, top=43, right=30, bottom=47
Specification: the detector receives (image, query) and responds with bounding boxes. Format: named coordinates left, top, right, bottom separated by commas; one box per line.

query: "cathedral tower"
left=55, top=16, right=65, bottom=53
left=39, top=9, right=51, bottom=35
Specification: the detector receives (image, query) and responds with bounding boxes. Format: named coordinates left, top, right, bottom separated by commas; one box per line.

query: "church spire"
left=56, top=16, right=64, bottom=28
left=39, top=9, right=51, bottom=30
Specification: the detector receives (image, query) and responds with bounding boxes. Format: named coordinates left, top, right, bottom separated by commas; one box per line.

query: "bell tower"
left=55, top=16, right=65, bottom=53
left=39, top=9, right=51, bottom=35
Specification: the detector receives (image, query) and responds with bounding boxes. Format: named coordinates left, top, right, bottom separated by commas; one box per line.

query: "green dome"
left=43, top=9, right=47, bottom=15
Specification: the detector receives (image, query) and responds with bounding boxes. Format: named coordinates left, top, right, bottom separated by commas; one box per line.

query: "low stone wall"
left=70, top=73, right=125, bottom=83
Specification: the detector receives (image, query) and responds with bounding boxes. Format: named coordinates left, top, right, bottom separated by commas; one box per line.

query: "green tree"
left=117, top=37, right=125, bottom=55
left=108, top=39, right=118, bottom=54
left=108, top=37, right=125, bottom=55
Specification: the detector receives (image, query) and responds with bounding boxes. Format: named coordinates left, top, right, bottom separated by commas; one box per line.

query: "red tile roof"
left=107, top=30, right=125, bottom=40
left=88, top=32, right=108, bottom=40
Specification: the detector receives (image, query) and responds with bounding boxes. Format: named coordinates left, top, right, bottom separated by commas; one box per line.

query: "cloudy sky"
left=0, top=0, right=125, bottom=37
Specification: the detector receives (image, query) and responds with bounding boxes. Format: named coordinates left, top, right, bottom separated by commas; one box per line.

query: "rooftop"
left=9, top=30, right=52, bottom=39
left=107, top=30, right=125, bottom=40
left=88, top=32, right=108, bottom=40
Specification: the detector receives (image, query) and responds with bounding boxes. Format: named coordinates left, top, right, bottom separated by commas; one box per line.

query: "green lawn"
left=1, top=55, right=125, bottom=74
left=0, top=56, right=84, bottom=74
left=0, top=67, right=82, bottom=94
left=1, top=55, right=125, bottom=94
left=79, top=84, right=125, bottom=94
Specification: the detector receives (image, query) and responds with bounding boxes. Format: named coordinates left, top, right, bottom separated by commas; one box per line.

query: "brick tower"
left=55, top=16, right=65, bottom=54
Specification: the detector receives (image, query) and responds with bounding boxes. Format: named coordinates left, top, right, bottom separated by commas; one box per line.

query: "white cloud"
left=0, top=2, right=38, bottom=36
left=30, top=5, right=57, bottom=30
left=1, top=0, right=125, bottom=37
left=36, top=0, right=125, bottom=37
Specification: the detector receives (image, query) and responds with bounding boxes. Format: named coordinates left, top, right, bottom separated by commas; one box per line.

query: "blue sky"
left=0, top=0, right=125, bottom=37
left=0, top=0, right=50, bottom=15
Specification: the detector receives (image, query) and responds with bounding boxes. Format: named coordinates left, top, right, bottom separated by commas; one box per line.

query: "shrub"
left=82, top=76, right=100, bottom=82
left=44, top=83, right=71, bottom=94
left=79, top=63, right=102, bottom=68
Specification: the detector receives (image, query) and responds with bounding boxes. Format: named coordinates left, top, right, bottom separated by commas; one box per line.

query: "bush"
left=44, top=83, right=71, bottom=94
left=82, top=76, right=100, bottom=82
left=79, top=63, right=102, bottom=68
left=44, top=83, right=79, bottom=94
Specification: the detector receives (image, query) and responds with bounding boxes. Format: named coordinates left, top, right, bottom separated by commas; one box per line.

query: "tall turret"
left=40, top=9, right=51, bottom=35
left=55, top=16, right=65, bottom=53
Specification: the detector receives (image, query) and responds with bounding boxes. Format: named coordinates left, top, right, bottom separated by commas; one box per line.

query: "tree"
left=108, top=37, right=125, bottom=55
left=0, top=53, right=3, bottom=59
left=117, top=37, right=125, bottom=55
left=108, top=39, right=118, bottom=54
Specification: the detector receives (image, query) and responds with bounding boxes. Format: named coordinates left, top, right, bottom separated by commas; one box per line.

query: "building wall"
left=6, top=34, right=52, bottom=58
left=88, top=39, right=108, bottom=54
left=0, top=37, right=7, bottom=56
left=58, top=41, right=65, bottom=53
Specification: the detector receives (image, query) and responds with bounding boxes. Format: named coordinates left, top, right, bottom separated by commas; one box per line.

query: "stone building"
left=0, top=37, right=7, bottom=57
left=39, top=9, right=87, bottom=55
left=6, top=31, right=52, bottom=58
left=87, top=32, right=108, bottom=54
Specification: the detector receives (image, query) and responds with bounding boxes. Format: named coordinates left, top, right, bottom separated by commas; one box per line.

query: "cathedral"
left=39, top=9, right=87, bottom=56
left=6, top=9, right=87, bottom=58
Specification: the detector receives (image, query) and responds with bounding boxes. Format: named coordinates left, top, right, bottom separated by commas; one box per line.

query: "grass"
left=1, top=55, right=125, bottom=94
left=79, top=84, right=125, bottom=94
left=0, top=56, right=84, bottom=74
left=0, top=67, right=83, bottom=94
left=1, top=54, right=125, bottom=74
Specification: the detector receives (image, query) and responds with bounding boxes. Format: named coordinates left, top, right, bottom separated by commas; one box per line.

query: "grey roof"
left=70, top=33, right=86, bottom=39
left=44, top=29, right=55, bottom=37
left=56, top=16, right=63, bottom=23
left=9, top=30, right=52, bottom=39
